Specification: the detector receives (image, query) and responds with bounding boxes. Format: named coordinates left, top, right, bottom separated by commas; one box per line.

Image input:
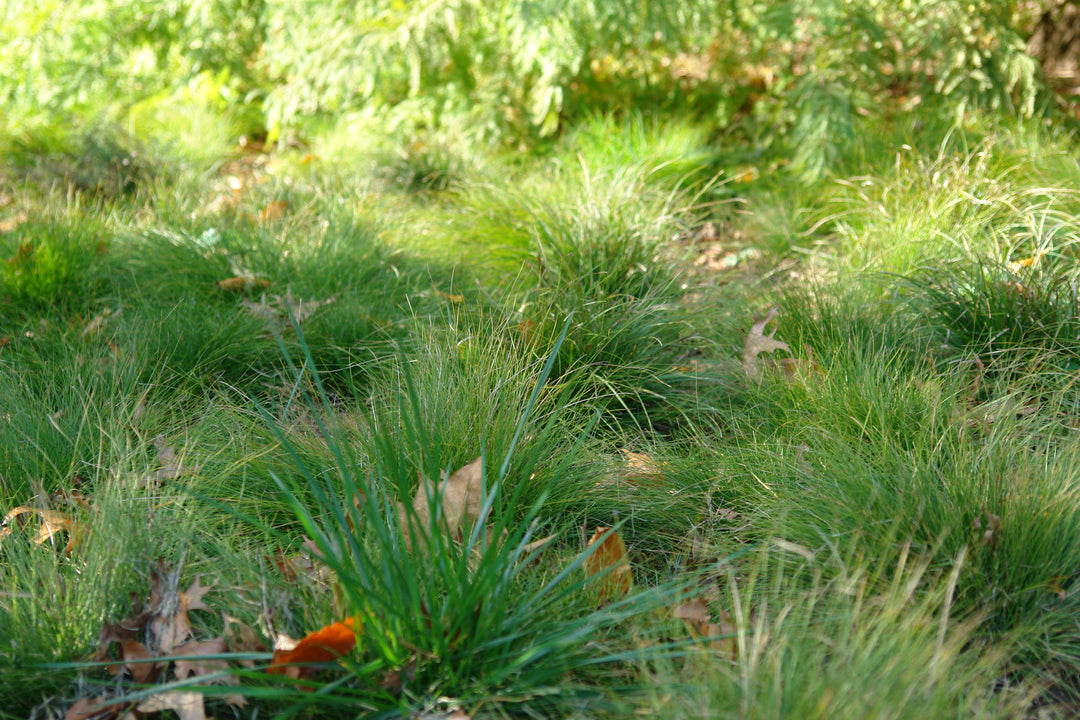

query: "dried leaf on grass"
left=80, top=308, right=118, bottom=341
left=616, top=449, right=666, bottom=487
left=435, top=289, right=464, bottom=304
left=136, top=692, right=206, bottom=720
left=267, top=617, right=361, bottom=680
left=62, top=697, right=115, bottom=720
left=742, top=307, right=791, bottom=378
left=222, top=613, right=267, bottom=668
left=241, top=289, right=337, bottom=333
left=583, top=527, right=632, bottom=600
left=172, top=637, right=229, bottom=680
left=217, top=276, right=271, bottom=293
left=672, top=596, right=738, bottom=657
left=0, top=505, right=80, bottom=551
left=400, top=456, right=484, bottom=550
left=0, top=211, right=27, bottom=233
left=76, top=565, right=242, bottom=720
left=973, top=508, right=1002, bottom=546
left=271, top=537, right=334, bottom=585
left=259, top=200, right=288, bottom=222
left=154, top=435, right=193, bottom=483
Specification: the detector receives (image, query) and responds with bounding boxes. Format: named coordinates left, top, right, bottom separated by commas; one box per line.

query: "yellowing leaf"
left=583, top=526, right=632, bottom=600
left=742, top=307, right=791, bottom=378
left=435, top=289, right=464, bottom=304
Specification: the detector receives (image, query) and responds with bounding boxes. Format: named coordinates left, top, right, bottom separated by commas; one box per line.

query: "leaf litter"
left=64, top=562, right=248, bottom=720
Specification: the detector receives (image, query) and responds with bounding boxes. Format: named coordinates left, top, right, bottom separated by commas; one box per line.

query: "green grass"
left=5, top=103, right=1080, bottom=719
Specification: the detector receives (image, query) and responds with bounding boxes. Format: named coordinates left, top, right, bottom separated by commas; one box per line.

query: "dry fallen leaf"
left=146, top=567, right=214, bottom=655
left=435, top=289, right=464, bottom=304
left=154, top=435, right=193, bottom=482
left=673, top=597, right=710, bottom=626
left=583, top=526, right=632, bottom=600
left=1006, top=251, right=1046, bottom=274
left=7, top=239, right=33, bottom=265
left=121, top=639, right=160, bottom=683
left=217, top=276, right=271, bottom=293
left=62, top=696, right=117, bottom=720
left=973, top=508, right=1002, bottom=546
left=0, top=211, right=27, bottom=233
left=136, top=691, right=206, bottom=720
left=267, top=617, right=361, bottom=679
left=673, top=596, right=738, bottom=657
left=222, top=613, right=267, bottom=668
left=1048, top=576, right=1068, bottom=600
left=242, top=289, right=337, bottom=332
left=402, top=457, right=484, bottom=549
left=0, top=505, right=79, bottom=550
left=259, top=200, right=288, bottom=222
left=742, top=307, right=791, bottom=378
left=172, top=637, right=228, bottom=680
left=701, top=609, right=739, bottom=657
left=80, top=308, right=115, bottom=341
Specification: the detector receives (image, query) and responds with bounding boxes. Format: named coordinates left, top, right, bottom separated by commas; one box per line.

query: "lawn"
left=3, top=3, right=1080, bottom=718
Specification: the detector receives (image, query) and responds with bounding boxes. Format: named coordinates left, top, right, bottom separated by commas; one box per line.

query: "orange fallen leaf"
left=259, top=200, right=288, bottom=222
left=0, top=505, right=79, bottom=550
left=1006, top=251, right=1046, bottom=274
left=267, top=617, right=361, bottom=678
left=583, top=526, right=632, bottom=600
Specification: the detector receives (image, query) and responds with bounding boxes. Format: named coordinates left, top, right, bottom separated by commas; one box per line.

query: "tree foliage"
left=0, top=0, right=1051, bottom=174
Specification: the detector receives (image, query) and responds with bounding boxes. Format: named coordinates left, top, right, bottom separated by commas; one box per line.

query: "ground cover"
left=4, top=3, right=1080, bottom=718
